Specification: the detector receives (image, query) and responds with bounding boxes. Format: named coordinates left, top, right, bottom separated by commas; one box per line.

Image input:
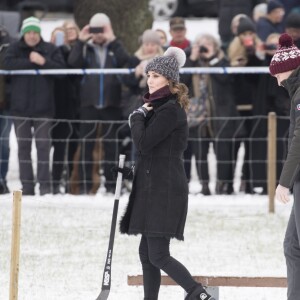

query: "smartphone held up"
left=55, top=31, right=65, bottom=47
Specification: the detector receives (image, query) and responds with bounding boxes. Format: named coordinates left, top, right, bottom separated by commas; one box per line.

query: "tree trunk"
left=73, top=0, right=153, bottom=54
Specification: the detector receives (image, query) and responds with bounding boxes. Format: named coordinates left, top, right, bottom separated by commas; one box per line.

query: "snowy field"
left=0, top=188, right=291, bottom=300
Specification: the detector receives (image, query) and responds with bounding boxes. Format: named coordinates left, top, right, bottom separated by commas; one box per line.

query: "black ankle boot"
left=185, top=285, right=216, bottom=300
left=201, top=183, right=211, bottom=196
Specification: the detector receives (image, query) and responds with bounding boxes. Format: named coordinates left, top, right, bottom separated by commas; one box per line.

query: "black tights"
left=139, top=235, right=198, bottom=300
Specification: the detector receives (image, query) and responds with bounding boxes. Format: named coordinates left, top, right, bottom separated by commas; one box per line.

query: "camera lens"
left=199, top=45, right=209, bottom=53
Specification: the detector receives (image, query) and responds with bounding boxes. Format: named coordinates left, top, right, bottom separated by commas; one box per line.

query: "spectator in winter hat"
left=285, top=11, right=300, bottom=48
left=253, top=3, right=267, bottom=23
left=227, top=16, right=264, bottom=194
left=120, top=47, right=215, bottom=300
left=256, top=0, right=285, bottom=41
left=122, top=29, right=163, bottom=117
left=168, top=17, right=191, bottom=50
left=228, top=16, right=264, bottom=67
left=184, top=33, right=241, bottom=195
left=155, top=28, right=168, bottom=50
left=270, top=32, right=300, bottom=300
left=68, top=13, right=129, bottom=194
left=230, top=14, right=247, bottom=36
left=4, top=16, right=66, bottom=195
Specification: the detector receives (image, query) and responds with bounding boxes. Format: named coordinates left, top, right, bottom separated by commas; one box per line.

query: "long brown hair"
left=169, top=81, right=190, bottom=111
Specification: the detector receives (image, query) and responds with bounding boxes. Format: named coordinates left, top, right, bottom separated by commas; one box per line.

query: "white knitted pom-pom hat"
left=145, top=46, right=186, bottom=82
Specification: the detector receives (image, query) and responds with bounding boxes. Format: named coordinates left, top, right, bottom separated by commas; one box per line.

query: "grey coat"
left=120, top=96, right=189, bottom=240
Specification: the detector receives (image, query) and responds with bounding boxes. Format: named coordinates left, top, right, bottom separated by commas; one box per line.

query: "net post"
left=267, top=112, right=277, bottom=213
left=9, top=190, right=22, bottom=300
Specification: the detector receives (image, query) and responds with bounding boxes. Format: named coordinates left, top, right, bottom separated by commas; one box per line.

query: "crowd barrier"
left=0, top=66, right=270, bottom=75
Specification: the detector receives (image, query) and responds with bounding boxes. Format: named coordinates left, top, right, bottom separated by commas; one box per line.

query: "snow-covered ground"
left=0, top=189, right=291, bottom=300
left=0, top=130, right=291, bottom=300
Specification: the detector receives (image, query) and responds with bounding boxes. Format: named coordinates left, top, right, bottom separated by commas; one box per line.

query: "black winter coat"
left=68, top=39, right=129, bottom=109
left=53, top=45, right=81, bottom=120
left=4, top=38, right=65, bottom=117
left=120, top=96, right=189, bottom=241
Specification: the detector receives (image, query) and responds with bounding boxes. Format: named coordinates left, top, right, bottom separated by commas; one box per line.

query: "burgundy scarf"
left=143, top=85, right=172, bottom=103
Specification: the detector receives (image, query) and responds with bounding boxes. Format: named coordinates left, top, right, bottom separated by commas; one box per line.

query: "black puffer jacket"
left=68, top=39, right=129, bottom=109
left=120, top=95, right=189, bottom=241
left=4, top=38, right=65, bottom=117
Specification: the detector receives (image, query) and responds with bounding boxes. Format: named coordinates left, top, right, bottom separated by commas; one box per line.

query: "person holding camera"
left=4, top=16, right=65, bottom=195
left=49, top=24, right=82, bottom=194
left=183, top=33, right=242, bottom=195
left=68, top=13, right=129, bottom=194
left=227, top=16, right=264, bottom=194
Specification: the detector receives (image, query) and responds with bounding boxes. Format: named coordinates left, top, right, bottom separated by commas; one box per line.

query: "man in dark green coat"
left=270, top=33, right=300, bottom=300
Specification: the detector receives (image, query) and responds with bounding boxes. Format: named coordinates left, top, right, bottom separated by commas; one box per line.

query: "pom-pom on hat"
left=269, top=33, right=300, bottom=76
left=145, top=47, right=186, bottom=83
left=21, top=16, right=41, bottom=35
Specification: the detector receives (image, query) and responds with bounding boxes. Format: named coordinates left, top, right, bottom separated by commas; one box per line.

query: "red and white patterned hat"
left=269, top=33, right=300, bottom=76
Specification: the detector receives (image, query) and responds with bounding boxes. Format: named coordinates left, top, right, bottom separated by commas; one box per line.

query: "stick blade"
left=96, top=289, right=110, bottom=300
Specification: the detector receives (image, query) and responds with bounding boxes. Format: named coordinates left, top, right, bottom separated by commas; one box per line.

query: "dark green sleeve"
left=279, top=90, right=300, bottom=188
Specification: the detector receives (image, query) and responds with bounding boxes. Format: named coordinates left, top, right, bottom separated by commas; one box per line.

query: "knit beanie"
left=267, top=0, right=284, bottom=14
left=145, top=47, right=186, bottom=83
left=269, top=33, right=300, bottom=76
left=89, top=13, right=110, bottom=27
left=285, top=12, right=300, bottom=29
left=21, top=17, right=41, bottom=35
left=237, top=17, right=256, bottom=35
left=142, top=29, right=160, bottom=45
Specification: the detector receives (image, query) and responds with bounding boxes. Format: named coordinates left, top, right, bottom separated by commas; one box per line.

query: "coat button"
left=146, top=170, right=150, bottom=174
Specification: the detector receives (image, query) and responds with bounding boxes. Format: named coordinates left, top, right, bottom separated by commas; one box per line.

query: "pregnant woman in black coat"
left=120, top=47, right=215, bottom=300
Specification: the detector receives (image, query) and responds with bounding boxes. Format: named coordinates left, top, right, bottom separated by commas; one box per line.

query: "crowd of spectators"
left=0, top=0, right=300, bottom=196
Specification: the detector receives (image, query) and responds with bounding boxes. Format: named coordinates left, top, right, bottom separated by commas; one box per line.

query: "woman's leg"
left=146, top=236, right=198, bottom=294
left=139, top=235, right=161, bottom=300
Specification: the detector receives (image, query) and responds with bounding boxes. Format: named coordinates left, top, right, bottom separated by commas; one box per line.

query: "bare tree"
left=74, top=0, right=153, bottom=54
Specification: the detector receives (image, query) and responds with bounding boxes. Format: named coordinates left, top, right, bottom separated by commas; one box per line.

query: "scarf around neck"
left=143, top=85, right=172, bottom=103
